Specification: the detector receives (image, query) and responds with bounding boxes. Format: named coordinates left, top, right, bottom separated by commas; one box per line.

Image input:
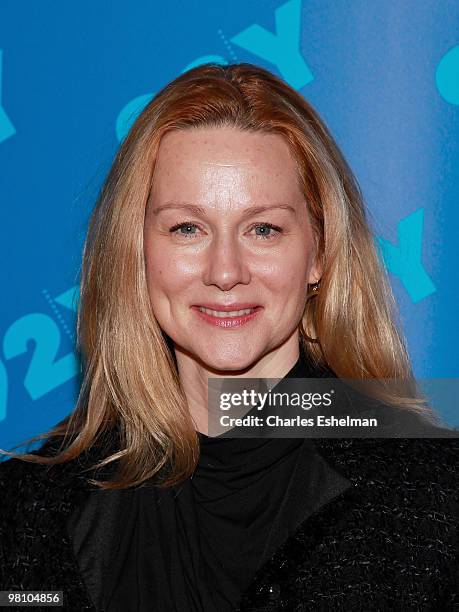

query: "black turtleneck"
left=67, top=346, right=347, bottom=611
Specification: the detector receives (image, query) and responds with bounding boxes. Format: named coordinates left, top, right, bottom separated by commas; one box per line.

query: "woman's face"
left=144, top=127, right=321, bottom=372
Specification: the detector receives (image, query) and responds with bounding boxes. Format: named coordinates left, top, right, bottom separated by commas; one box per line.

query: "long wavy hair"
left=0, top=62, right=430, bottom=489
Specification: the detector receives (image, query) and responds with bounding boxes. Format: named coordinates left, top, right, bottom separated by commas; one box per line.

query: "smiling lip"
left=193, top=303, right=261, bottom=311
left=191, top=304, right=263, bottom=328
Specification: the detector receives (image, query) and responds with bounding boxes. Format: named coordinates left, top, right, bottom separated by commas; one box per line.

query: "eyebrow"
left=151, top=202, right=297, bottom=219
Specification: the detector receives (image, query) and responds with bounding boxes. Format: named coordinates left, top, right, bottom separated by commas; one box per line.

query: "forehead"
left=155, top=126, right=294, bottom=161
left=150, top=127, right=303, bottom=205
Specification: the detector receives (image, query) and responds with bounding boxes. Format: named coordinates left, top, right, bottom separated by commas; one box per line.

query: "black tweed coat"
left=0, top=432, right=457, bottom=611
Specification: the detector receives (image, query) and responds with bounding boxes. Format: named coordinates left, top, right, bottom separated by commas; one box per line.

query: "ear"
left=307, top=258, right=323, bottom=285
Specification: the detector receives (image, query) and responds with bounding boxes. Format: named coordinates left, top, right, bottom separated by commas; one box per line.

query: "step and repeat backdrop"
left=0, top=0, right=458, bottom=451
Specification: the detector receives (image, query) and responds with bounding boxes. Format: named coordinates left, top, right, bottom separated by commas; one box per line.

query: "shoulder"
left=0, top=439, right=104, bottom=530
left=314, top=437, right=458, bottom=509
left=0, top=437, right=73, bottom=492
left=315, top=436, right=457, bottom=480
left=0, top=452, right=66, bottom=553
left=0, top=442, right=101, bottom=578
left=309, top=438, right=458, bottom=566
left=0, top=451, right=97, bottom=607
left=0, top=454, right=60, bottom=588
left=240, top=438, right=458, bottom=609
left=312, top=438, right=458, bottom=560
left=0, top=454, right=51, bottom=514
left=0, top=430, right=123, bottom=515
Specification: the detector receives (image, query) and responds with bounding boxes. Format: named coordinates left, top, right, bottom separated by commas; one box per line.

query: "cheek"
left=261, top=258, right=308, bottom=297
left=145, top=247, right=195, bottom=298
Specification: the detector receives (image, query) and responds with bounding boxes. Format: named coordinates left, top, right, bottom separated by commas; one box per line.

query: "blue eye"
left=169, top=222, right=200, bottom=238
left=252, top=223, right=282, bottom=240
left=168, top=221, right=283, bottom=240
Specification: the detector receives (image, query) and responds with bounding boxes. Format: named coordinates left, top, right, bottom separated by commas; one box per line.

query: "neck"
left=174, top=334, right=301, bottom=435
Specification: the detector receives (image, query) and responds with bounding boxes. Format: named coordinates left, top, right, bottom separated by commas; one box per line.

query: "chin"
left=198, top=347, right=259, bottom=374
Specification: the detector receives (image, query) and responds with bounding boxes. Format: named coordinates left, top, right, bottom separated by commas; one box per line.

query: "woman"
left=0, top=63, right=457, bottom=611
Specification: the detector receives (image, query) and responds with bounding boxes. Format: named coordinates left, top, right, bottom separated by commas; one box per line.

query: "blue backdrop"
left=1, top=0, right=458, bottom=451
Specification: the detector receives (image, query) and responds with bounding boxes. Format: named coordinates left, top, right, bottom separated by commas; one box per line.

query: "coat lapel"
left=256, top=349, right=353, bottom=567
left=258, top=438, right=352, bottom=569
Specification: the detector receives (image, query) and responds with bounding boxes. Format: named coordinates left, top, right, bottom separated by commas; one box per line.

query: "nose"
left=202, top=233, right=251, bottom=291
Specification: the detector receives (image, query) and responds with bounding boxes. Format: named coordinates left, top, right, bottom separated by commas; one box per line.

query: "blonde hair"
left=0, top=62, right=429, bottom=489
